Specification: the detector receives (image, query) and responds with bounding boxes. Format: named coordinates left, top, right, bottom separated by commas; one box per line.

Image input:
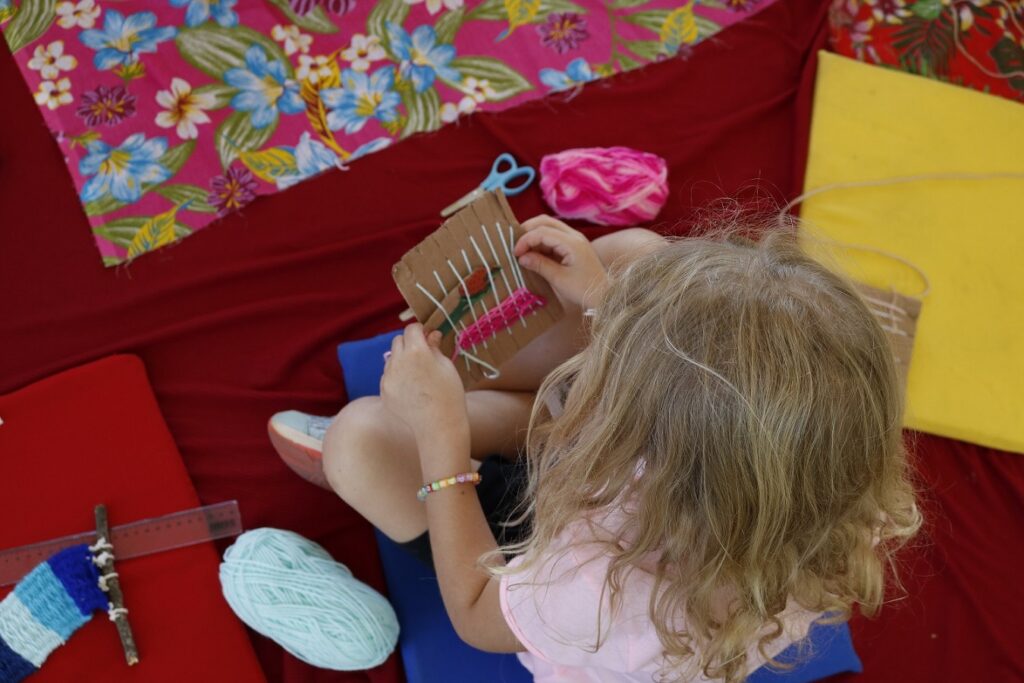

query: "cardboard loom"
left=852, top=282, right=920, bottom=389
left=392, top=191, right=564, bottom=386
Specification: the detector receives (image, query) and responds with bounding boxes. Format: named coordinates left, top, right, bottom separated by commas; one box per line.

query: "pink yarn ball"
left=539, top=147, right=668, bottom=227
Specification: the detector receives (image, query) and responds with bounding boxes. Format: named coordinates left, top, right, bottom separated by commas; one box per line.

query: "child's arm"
left=418, top=433, right=522, bottom=652
left=381, top=324, right=524, bottom=654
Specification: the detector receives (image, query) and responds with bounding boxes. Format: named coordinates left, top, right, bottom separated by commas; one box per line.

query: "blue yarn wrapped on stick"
left=0, top=544, right=108, bottom=683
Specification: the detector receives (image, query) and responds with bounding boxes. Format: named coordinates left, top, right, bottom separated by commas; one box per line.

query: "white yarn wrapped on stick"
left=220, top=528, right=399, bottom=671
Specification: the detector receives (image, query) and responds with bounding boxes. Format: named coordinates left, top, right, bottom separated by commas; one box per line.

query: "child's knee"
left=592, top=228, right=666, bottom=267
left=322, top=397, right=387, bottom=472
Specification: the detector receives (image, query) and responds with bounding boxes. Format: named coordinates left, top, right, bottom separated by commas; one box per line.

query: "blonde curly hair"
left=494, top=226, right=921, bottom=682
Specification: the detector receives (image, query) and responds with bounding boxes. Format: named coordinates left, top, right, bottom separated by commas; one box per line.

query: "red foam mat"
left=0, top=355, right=266, bottom=683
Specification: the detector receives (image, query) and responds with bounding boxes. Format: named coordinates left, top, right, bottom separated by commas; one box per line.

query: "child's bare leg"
left=322, top=390, right=534, bottom=542
left=479, top=228, right=666, bottom=392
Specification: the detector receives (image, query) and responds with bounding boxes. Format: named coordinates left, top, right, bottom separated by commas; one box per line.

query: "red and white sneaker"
left=268, top=410, right=333, bottom=489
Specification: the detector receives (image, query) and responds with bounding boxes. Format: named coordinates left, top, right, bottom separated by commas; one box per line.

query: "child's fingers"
left=521, top=215, right=584, bottom=241
left=390, top=333, right=404, bottom=355
left=426, top=330, right=443, bottom=349
left=515, top=226, right=575, bottom=259
left=428, top=342, right=449, bottom=362
left=518, top=250, right=564, bottom=285
left=403, top=323, right=427, bottom=348
left=520, top=215, right=573, bottom=234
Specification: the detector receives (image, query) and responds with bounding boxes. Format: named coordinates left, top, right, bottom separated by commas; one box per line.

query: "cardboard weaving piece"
left=393, top=191, right=564, bottom=387
left=853, top=282, right=921, bottom=389
left=801, top=238, right=925, bottom=390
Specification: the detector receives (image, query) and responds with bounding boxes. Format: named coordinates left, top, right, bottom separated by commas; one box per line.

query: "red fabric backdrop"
left=1, top=0, right=1022, bottom=680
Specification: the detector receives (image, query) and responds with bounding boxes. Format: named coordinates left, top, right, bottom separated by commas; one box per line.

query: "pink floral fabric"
left=1, top=0, right=776, bottom=265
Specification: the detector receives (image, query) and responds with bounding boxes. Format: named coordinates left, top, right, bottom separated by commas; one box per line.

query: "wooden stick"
left=93, top=504, right=139, bottom=666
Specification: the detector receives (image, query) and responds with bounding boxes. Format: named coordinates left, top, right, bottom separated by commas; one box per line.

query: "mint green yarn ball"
left=220, top=528, right=399, bottom=670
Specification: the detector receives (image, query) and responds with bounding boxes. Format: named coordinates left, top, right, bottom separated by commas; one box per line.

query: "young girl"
left=269, top=217, right=920, bottom=682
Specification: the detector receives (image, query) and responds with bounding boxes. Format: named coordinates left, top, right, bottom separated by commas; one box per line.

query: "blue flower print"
left=276, top=132, right=339, bottom=189
left=539, top=58, right=596, bottom=92
left=79, top=10, right=177, bottom=71
left=321, top=66, right=401, bottom=134
left=169, top=0, right=239, bottom=28
left=386, top=22, right=460, bottom=93
left=224, top=45, right=305, bottom=129
left=79, top=133, right=171, bottom=204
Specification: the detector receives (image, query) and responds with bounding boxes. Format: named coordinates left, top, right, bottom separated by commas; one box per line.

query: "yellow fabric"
left=801, top=52, right=1024, bottom=454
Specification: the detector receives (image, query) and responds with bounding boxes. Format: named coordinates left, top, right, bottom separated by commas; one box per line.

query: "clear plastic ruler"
left=0, top=500, right=242, bottom=587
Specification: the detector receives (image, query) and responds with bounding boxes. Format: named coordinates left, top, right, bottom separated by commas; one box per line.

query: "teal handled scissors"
left=441, top=153, right=536, bottom=217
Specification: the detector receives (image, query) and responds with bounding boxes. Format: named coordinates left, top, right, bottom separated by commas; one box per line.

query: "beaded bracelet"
left=417, top=472, right=482, bottom=502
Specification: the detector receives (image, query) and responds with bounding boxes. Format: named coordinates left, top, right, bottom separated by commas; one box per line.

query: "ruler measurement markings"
left=0, top=501, right=241, bottom=586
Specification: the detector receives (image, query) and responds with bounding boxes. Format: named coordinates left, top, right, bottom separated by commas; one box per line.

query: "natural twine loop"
left=781, top=170, right=1024, bottom=299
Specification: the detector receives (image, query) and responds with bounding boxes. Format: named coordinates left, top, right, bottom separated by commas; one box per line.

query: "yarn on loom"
left=539, top=146, right=668, bottom=226
left=219, top=528, right=398, bottom=671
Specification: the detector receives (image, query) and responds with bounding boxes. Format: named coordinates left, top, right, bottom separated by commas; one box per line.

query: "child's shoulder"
left=499, top=506, right=672, bottom=672
left=500, top=528, right=663, bottom=674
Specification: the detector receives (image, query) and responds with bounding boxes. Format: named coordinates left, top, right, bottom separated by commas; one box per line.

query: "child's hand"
left=380, top=324, right=468, bottom=446
left=515, top=215, right=607, bottom=309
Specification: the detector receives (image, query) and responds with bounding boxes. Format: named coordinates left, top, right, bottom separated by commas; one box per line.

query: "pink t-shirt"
left=498, top=510, right=821, bottom=682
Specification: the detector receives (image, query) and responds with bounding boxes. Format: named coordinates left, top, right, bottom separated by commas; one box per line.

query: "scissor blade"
left=441, top=187, right=484, bottom=217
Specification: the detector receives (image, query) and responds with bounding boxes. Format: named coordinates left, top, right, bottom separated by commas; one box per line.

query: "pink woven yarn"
left=456, top=288, right=546, bottom=354
left=539, top=147, right=668, bottom=226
